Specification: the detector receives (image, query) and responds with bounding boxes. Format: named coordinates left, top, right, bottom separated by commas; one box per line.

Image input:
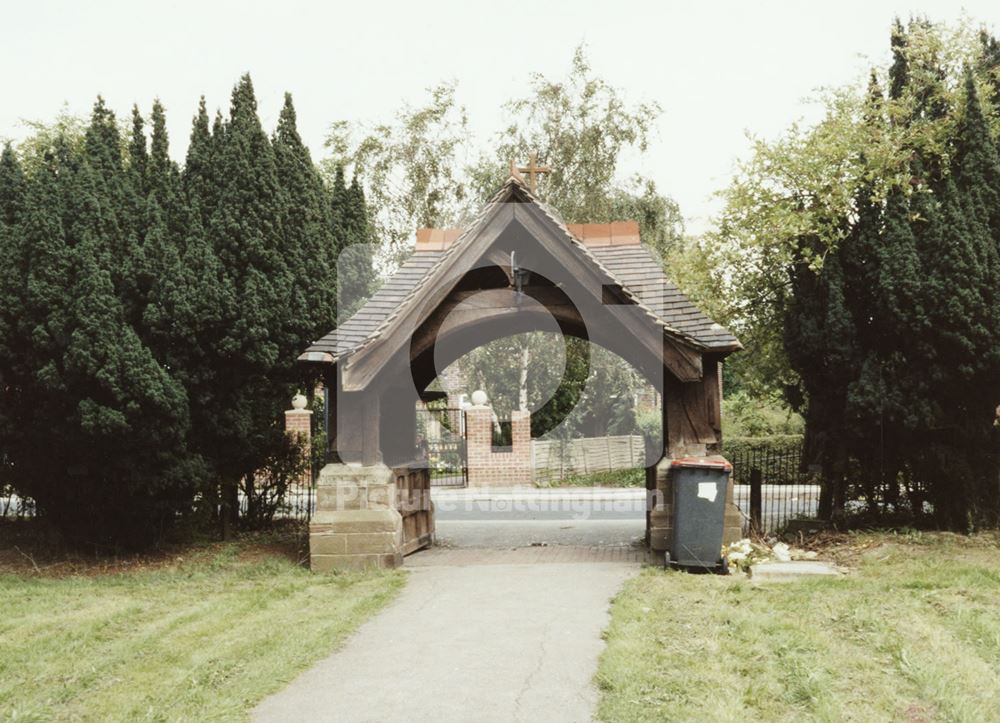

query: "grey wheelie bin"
left=666, top=457, right=732, bottom=573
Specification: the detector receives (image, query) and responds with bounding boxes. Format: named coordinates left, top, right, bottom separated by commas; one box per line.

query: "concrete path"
left=253, top=551, right=638, bottom=723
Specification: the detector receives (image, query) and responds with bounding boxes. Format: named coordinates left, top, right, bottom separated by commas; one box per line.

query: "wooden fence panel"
left=531, top=435, right=643, bottom=483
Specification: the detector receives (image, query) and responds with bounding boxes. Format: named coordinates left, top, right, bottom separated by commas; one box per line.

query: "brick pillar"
left=285, top=393, right=313, bottom=489
left=508, top=409, right=533, bottom=485
left=464, top=404, right=494, bottom=487
left=465, top=402, right=532, bottom=487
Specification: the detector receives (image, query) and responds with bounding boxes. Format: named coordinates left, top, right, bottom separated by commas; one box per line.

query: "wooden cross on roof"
left=509, top=152, right=552, bottom=194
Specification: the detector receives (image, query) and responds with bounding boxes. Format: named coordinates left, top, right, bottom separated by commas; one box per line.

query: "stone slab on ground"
left=749, top=560, right=841, bottom=582
left=253, top=559, right=638, bottom=723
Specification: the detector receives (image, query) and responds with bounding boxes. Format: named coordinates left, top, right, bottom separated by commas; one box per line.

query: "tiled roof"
left=301, top=176, right=740, bottom=363
left=590, top=245, right=738, bottom=349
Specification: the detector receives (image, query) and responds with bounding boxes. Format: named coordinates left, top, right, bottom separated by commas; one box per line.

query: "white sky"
left=3, top=0, right=999, bottom=234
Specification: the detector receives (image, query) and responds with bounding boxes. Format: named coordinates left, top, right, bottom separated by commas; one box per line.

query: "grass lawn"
left=0, top=527, right=404, bottom=722
left=536, top=467, right=645, bottom=488
left=597, top=531, right=1000, bottom=722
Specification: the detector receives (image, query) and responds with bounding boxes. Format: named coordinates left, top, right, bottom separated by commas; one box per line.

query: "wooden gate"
left=392, top=464, right=434, bottom=556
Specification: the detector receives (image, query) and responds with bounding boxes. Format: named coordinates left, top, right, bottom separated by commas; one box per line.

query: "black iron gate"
left=727, top=442, right=819, bottom=535
left=416, top=407, right=467, bottom=488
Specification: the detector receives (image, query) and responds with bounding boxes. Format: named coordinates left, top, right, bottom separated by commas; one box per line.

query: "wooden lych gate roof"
left=300, top=175, right=740, bottom=375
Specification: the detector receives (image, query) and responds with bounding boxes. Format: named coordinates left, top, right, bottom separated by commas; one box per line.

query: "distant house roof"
left=300, top=176, right=740, bottom=364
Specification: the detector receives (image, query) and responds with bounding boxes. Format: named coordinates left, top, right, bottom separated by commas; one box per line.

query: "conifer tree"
left=5, top=108, right=195, bottom=545
left=332, top=166, right=375, bottom=319
left=183, top=97, right=222, bottom=230
left=0, top=143, right=27, bottom=424
left=784, top=233, right=857, bottom=517
left=888, top=19, right=909, bottom=101
left=0, top=143, right=25, bottom=227
left=182, top=75, right=296, bottom=533
left=272, top=92, right=336, bottom=346
left=127, top=105, right=149, bottom=199
left=919, top=72, right=1000, bottom=525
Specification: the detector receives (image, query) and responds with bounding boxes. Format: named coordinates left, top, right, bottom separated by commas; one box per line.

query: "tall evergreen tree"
left=888, top=18, right=909, bottom=101
left=0, top=143, right=27, bottom=423
left=919, top=71, right=1000, bottom=525
left=0, top=143, right=25, bottom=227
left=0, top=116, right=194, bottom=545
left=182, top=97, right=222, bottom=230
left=785, top=231, right=857, bottom=518
left=331, top=166, right=375, bottom=319
left=180, top=74, right=297, bottom=533
left=272, top=92, right=336, bottom=345
left=977, top=30, right=1000, bottom=108
left=127, top=105, right=149, bottom=199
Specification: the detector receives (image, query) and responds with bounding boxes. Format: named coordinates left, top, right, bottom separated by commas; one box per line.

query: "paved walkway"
left=407, top=544, right=647, bottom=566
left=253, top=552, right=639, bottom=723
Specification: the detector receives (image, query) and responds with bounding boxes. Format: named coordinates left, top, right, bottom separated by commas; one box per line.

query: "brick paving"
left=405, top=544, right=648, bottom=567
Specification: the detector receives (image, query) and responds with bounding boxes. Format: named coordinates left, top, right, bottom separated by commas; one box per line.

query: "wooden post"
left=750, top=467, right=763, bottom=535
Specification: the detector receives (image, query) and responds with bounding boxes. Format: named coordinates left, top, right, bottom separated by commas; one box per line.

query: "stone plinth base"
left=310, top=463, right=403, bottom=572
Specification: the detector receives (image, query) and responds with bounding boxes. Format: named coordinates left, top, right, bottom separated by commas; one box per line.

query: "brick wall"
left=465, top=406, right=532, bottom=487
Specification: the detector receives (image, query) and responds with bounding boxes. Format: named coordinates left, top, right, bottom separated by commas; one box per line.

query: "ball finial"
left=291, top=393, right=308, bottom=410
left=471, top=389, right=489, bottom=406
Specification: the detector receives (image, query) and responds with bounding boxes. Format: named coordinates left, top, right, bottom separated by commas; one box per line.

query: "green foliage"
left=330, top=165, right=376, bottom=319
left=713, top=19, right=1000, bottom=528
left=0, top=75, right=366, bottom=547
left=722, top=434, right=803, bottom=460
left=328, top=45, right=682, bottom=261
left=722, top=392, right=804, bottom=438
left=540, top=467, right=645, bottom=489
left=0, top=101, right=196, bottom=546
left=325, top=82, right=470, bottom=254
left=468, top=46, right=676, bottom=250
left=635, top=408, right=661, bottom=443
left=459, top=333, right=642, bottom=439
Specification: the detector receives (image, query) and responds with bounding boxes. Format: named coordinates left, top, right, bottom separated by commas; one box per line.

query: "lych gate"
left=299, top=174, right=743, bottom=571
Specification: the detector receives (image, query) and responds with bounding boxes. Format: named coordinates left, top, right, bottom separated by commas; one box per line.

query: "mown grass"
left=596, top=531, right=1000, bottom=722
left=0, top=536, right=404, bottom=722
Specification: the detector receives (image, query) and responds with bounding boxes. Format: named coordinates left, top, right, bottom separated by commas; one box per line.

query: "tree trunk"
left=220, top=476, right=239, bottom=540
left=518, top=340, right=530, bottom=412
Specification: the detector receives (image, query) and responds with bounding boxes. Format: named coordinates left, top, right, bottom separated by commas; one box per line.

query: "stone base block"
left=723, top=504, right=743, bottom=545
left=310, top=463, right=404, bottom=572
left=310, top=509, right=403, bottom=571
left=316, top=462, right=396, bottom=511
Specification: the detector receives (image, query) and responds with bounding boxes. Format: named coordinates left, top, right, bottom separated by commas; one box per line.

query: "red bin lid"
left=670, top=457, right=732, bottom=471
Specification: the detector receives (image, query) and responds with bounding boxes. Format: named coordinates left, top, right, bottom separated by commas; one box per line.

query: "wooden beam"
left=512, top=202, right=704, bottom=382
left=663, top=366, right=722, bottom=458
left=341, top=204, right=516, bottom=391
